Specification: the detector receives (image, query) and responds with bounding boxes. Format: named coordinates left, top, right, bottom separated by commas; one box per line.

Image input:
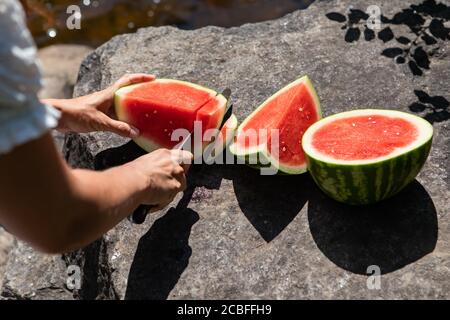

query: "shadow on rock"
left=125, top=204, right=199, bottom=300
left=409, top=89, right=450, bottom=123
left=94, top=140, right=146, bottom=170
left=224, top=165, right=312, bottom=242
left=308, top=180, right=438, bottom=275
left=326, top=0, right=450, bottom=77
left=95, top=142, right=208, bottom=300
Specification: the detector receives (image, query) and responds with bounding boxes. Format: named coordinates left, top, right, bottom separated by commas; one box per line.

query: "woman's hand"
left=43, top=73, right=155, bottom=137
left=128, top=149, right=193, bottom=211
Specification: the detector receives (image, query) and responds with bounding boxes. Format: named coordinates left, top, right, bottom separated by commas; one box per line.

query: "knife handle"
left=128, top=204, right=156, bottom=224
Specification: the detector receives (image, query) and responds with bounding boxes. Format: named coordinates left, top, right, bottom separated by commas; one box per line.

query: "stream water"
left=25, top=0, right=314, bottom=47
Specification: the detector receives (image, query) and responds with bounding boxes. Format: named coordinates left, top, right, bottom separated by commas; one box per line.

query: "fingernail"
left=130, top=126, right=140, bottom=137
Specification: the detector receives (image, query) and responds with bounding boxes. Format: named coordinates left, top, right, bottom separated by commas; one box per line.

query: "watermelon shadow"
left=94, top=140, right=147, bottom=169
left=224, top=165, right=313, bottom=242
left=307, top=180, right=438, bottom=275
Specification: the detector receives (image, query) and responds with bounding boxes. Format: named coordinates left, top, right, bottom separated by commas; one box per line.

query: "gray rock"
left=0, top=242, right=73, bottom=300
left=0, top=228, right=14, bottom=289
left=3, top=0, right=450, bottom=299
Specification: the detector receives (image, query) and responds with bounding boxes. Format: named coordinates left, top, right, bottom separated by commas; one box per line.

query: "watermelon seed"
left=145, top=113, right=149, bottom=118
left=298, top=107, right=303, bottom=112
left=372, top=121, right=377, bottom=124
left=153, top=110, right=158, bottom=114
left=383, top=130, right=387, bottom=133
left=352, top=123, right=356, bottom=127
left=282, top=147, right=287, bottom=152
left=396, top=132, right=400, bottom=135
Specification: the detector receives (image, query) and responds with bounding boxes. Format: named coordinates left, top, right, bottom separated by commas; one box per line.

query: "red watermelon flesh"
left=196, top=97, right=228, bottom=148
left=115, top=79, right=227, bottom=152
left=204, top=114, right=239, bottom=163
left=311, top=115, right=419, bottom=160
left=267, top=82, right=321, bottom=166
left=230, top=76, right=322, bottom=174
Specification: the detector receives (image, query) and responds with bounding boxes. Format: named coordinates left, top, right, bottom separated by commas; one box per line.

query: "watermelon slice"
left=115, top=79, right=227, bottom=153
left=204, top=114, right=239, bottom=163
left=302, top=109, right=433, bottom=205
left=229, top=76, right=322, bottom=174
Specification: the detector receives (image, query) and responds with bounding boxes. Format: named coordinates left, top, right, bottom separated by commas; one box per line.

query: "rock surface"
left=0, top=228, right=14, bottom=290
left=2, top=0, right=449, bottom=299
left=0, top=242, right=73, bottom=300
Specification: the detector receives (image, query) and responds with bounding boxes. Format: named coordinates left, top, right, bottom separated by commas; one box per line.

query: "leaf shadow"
left=409, top=89, right=450, bottom=123
left=325, top=0, right=450, bottom=77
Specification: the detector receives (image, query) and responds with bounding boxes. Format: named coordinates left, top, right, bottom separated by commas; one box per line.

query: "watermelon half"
left=114, top=79, right=227, bottom=153
left=302, top=109, right=433, bottom=205
left=229, top=76, right=322, bottom=174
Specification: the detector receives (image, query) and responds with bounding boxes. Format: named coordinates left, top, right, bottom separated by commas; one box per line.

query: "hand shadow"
left=124, top=202, right=199, bottom=300
left=124, top=163, right=233, bottom=300
left=223, top=165, right=313, bottom=242
left=308, top=180, right=438, bottom=275
left=95, top=140, right=236, bottom=299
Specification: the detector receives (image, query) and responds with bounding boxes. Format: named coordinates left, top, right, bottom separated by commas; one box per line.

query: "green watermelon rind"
left=229, top=75, right=322, bottom=175
left=114, top=79, right=227, bottom=154
left=302, top=109, right=434, bottom=205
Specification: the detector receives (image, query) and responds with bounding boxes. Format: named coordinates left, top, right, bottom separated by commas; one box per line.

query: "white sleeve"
left=0, top=0, right=60, bottom=155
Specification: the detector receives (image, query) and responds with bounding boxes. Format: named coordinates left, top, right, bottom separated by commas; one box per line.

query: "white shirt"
left=0, top=0, right=60, bottom=155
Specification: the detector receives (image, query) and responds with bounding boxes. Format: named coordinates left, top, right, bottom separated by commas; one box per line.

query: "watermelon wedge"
left=229, top=76, right=322, bottom=174
left=114, top=79, right=227, bottom=153
left=302, top=109, right=433, bottom=205
left=204, top=114, right=238, bottom=163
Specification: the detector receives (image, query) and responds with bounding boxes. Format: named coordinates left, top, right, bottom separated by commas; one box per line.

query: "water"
left=25, top=0, right=314, bottom=47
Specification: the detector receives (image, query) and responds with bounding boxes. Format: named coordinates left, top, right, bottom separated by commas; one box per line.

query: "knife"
left=128, top=88, right=233, bottom=224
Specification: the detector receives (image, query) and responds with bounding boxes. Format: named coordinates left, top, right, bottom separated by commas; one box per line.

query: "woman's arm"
left=0, top=2, right=190, bottom=254
left=0, top=133, right=192, bottom=254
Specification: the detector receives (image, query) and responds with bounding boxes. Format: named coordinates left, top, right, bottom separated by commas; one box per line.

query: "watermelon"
left=114, top=79, right=227, bottom=153
left=204, top=114, right=239, bottom=164
left=229, top=76, right=322, bottom=174
left=302, top=109, right=433, bottom=205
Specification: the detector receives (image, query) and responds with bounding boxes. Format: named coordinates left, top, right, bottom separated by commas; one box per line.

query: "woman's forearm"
left=62, top=165, right=148, bottom=251
left=0, top=133, right=187, bottom=254
left=0, top=133, right=147, bottom=253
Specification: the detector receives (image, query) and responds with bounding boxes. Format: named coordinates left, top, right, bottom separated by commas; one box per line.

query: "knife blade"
left=128, top=88, right=233, bottom=224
